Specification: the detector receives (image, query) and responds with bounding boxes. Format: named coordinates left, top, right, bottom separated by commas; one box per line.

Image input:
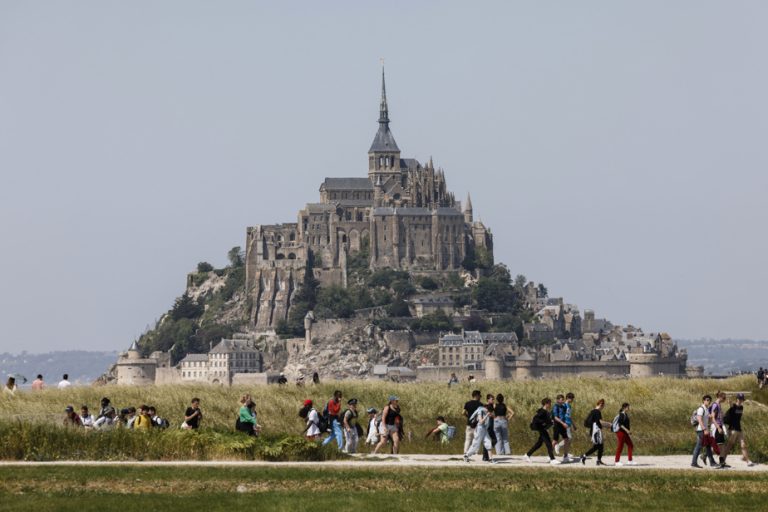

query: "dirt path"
left=0, top=454, right=764, bottom=472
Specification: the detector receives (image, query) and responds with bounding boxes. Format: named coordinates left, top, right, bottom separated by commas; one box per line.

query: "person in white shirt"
left=365, top=408, right=380, bottom=446
left=79, top=405, right=95, bottom=429
left=94, top=407, right=117, bottom=430
left=301, top=399, right=321, bottom=440
left=57, top=374, right=72, bottom=389
left=691, top=395, right=716, bottom=468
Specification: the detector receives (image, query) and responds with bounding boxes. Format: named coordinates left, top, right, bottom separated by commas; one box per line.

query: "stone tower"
left=464, top=193, right=473, bottom=224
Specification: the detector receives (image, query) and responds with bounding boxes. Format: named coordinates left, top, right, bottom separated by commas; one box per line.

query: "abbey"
left=245, top=70, right=493, bottom=330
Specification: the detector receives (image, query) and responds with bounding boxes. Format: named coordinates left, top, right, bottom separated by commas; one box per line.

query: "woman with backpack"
left=613, top=402, right=635, bottom=466
left=580, top=398, right=610, bottom=466
left=299, top=399, right=322, bottom=440
left=342, top=398, right=362, bottom=454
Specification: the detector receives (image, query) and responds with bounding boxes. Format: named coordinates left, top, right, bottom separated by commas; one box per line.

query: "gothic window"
left=289, top=233, right=296, bottom=241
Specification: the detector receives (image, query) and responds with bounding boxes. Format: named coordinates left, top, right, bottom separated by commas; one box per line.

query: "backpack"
left=583, top=411, right=592, bottom=429
left=611, top=414, right=621, bottom=433
left=690, top=407, right=701, bottom=427
left=445, top=425, right=456, bottom=440
left=468, top=407, right=482, bottom=429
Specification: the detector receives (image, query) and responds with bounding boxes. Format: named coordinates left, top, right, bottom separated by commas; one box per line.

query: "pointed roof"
left=369, top=65, right=400, bottom=153
left=465, top=193, right=473, bottom=212
left=128, top=340, right=140, bottom=352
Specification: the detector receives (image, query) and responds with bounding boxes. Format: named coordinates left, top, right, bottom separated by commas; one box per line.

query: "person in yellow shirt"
left=133, top=405, right=152, bottom=430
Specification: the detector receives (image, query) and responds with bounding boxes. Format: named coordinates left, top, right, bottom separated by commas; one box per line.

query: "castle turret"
left=127, top=340, right=140, bottom=360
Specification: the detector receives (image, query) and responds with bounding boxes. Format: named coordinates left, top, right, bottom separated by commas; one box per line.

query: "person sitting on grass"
left=425, top=416, right=451, bottom=445
left=94, top=407, right=117, bottom=430
left=63, top=406, right=82, bottom=427
left=237, top=399, right=260, bottom=436
left=3, top=377, right=17, bottom=397
left=183, top=398, right=203, bottom=430
left=133, top=405, right=152, bottom=430
left=79, top=405, right=95, bottom=429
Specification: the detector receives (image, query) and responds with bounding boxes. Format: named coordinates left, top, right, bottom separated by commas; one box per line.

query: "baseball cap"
left=736, top=393, right=745, bottom=400
left=347, top=398, right=358, bottom=405
left=367, top=407, right=377, bottom=414
left=303, top=399, right=313, bottom=406
left=64, top=406, right=74, bottom=413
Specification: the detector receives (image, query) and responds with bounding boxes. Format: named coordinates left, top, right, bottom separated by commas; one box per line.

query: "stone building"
left=438, top=331, right=518, bottom=370
left=180, top=338, right=263, bottom=385
left=115, top=341, right=171, bottom=386
left=245, top=68, right=494, bottom=330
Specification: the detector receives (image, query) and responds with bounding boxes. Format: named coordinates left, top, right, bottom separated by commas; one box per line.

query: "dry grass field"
left=1, top=375, right=766, bottom=461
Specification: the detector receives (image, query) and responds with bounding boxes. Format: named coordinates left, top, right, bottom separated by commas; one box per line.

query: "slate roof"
left=321, top=178, right=373, bottom=191
left=369, top=125, right=400, bottom=152
left=180, top=354, right=208, bottom=363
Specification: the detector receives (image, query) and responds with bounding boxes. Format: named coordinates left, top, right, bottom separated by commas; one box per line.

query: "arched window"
left=288, top=253, right=297, bottom=259
left=276, top=254, right=285, bottom=260
left=289, top=232, right=296, bottom=241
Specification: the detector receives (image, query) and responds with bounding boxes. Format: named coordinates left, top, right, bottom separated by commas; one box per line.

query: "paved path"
left=0, top=454, right=764, bottom=472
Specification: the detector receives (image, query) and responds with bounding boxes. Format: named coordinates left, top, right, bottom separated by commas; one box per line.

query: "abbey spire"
left=369, top=65, right=400, bottom=176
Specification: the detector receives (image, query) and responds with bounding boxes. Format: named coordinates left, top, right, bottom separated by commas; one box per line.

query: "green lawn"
left=1, top=466, right=767, bottom=512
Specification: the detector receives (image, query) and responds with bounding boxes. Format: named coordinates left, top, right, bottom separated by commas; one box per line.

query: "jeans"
left=344, top=427, right=359, bottom=453
left=493, top=418, right=510, bottom=455
left=322, top=419, right=343, bottom=448
left=466, top=424, right=493, bottom=456
left=692, top=430, right=715, bottom=465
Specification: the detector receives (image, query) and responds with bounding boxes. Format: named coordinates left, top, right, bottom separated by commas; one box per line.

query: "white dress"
left=306, top=409, right=320, bottom=436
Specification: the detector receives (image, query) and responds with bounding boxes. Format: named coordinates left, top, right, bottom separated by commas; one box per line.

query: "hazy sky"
left=1, top=1, right=767, bottom=353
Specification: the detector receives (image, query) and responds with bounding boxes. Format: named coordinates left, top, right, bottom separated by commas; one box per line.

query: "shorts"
left=380, top=424, right=398, bottom=436
left=553, top=423, right=567, bottom=441
left=714, top=429, right=726, bottom=445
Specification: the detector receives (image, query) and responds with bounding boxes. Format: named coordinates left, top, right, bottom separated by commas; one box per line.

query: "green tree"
left=227, top=246, right=244, bottom=268
left=315, top=285, right=355, bottom=319
left=391, top=279, right=416, bottom=298
left=411, top=310, right=453, bottom=332
left=419, top=276, right=439, bottom=291
left=538, top=283, right=548, bottom=298
left=171, top=294, right=204, bottom=321
left=386, top=298, right=411, bottom=317
left=197, top=262, right=214, bottom=273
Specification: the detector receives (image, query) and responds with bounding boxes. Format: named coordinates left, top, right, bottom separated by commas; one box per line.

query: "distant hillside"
left=0, top=351, right=118, bottom=386
left=678, top=339, right=768, bottom=374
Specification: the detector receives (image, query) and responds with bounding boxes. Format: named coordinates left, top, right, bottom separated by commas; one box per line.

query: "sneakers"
left=614, top=461, right=623, bottom=467
left=580, top=454, right=586, bottom=465
left=596, top=460, right=607, bottom=466
left=720, top=463, right=731, bottom=469
left=626, top=460, right=637, bottom=466
left=562, top=456, right=570, bottom=463
left=747, top=461, right=756, bottom=467
left=488, top=458, right=498, bottom=464
left=463, top=454, right=470, bottom=463
left=523, top=454, right=532, bottom=463
left=691, top=463, right=702, bottom=469
left=549, top=459, right=562, bottom=465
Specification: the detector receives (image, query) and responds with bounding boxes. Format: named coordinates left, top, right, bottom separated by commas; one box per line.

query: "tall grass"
left=1, top=376, right=766, bottom=460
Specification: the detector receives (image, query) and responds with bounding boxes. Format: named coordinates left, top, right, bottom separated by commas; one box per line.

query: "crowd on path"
left=1, top=372, right=762, bottom=469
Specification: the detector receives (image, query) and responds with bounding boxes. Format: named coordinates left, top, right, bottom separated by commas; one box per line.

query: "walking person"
left=321, top=390, right=344, bottom=449
left=342, top=398, right=361, bottom=454
left=710, top=391, right=728, bottom=467
left=613, top=403, right=635, bottom=466
left=691, top=395, right=716, bottom=468
left=757, top=368, right=764, bottom=389
left=31, top=374, right=45, bottom=391
left=524, top=398, right=560, bottom=465
left=493, top=394, right=513, bottom=455
left=373, top=396, right=401, bottom=454
left=300, top=399, right=322, bottom=440
left=580, top=398, right=611, bottom=466
left=464, top=403, right=496, bottom=463
left=551, top=394, right=568, bottom=459
left=722, top=393, right=756, bottom=467
left=365, top=407, right=380, bottom=447
left=57, top=374, right=71, bottom=389
left=555, top=392, right=577, bottom=461
left=462, top=390, right=483, bottom=455
left=484, top=394, right=497, bottom=461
